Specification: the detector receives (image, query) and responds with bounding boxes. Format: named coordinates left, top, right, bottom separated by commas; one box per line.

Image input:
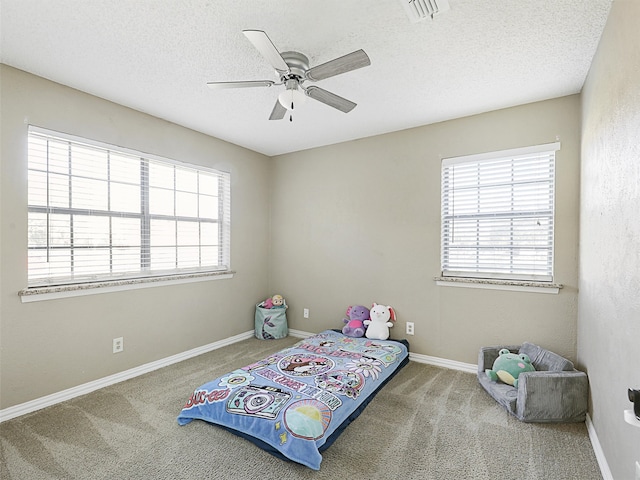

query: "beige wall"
left=270, top=95, right=581, bottom=365
left=0, top=65, right=271, bottom=409
left=579, top=1, right=640, bottom=478
left=0, top=64, right=585, bottom=425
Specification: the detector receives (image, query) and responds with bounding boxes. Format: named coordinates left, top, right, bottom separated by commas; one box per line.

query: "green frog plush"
left=486, top=348, right=535, bottom=388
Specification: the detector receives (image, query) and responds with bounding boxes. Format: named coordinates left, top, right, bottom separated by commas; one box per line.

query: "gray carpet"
left=0, top=335, right=602, bottom=479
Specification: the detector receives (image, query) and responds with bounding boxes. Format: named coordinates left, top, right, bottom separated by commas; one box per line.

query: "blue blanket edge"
left=216, top=332, right=411, bottom=465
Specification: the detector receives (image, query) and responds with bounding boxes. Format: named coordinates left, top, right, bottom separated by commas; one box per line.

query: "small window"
left=440, top=142, right=559, bottom=282
left=27, top=127, right=231, bottom=287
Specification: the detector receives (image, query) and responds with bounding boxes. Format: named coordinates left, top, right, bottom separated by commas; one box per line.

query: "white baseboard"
left=287, top=328, right=314, bottom=338
left=0, top=330, right=255, bottom=423
left=409, top=352, right=477, bottom=373
left=586, top=413, right=614, bottom=480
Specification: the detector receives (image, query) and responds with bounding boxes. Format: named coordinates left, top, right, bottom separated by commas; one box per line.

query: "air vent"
left=400, top=0, right=450, bottom=22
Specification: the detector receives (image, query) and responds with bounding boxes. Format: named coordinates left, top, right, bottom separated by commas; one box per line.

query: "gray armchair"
left=477, top=342, right=588, bottom=423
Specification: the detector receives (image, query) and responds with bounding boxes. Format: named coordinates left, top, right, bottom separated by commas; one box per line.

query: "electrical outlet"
left=406, top=322, right=415, bottom=335
left=112, top=337, right=124, bottom=353
left=303, top=308, right=309, bottom=319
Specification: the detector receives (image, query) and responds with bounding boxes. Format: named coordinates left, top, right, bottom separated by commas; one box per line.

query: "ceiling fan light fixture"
left=278, top=84, right=307, bottom=110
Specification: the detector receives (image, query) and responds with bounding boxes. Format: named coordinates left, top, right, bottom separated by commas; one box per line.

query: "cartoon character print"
left=278, top=354, right=334, bottom=377
left=360, top=341, right=403, bottom=366
left=293, top=337, right=338, bottom=356
left=315, top=370, right=365, bottom=399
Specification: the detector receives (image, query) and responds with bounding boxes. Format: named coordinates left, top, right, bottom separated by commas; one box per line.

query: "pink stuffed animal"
left=260, top=294, right=285, bottom=309
left=342, top=305, right=370, bottom=338
left=364, top=303, right=396, bottom=340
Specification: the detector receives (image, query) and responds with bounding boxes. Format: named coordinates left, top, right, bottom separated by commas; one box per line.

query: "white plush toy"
left=364, top=303, right=396, bottom=340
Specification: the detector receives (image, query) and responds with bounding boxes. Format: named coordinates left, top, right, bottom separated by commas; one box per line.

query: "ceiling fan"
left=207, top=30, right=371, bottom=121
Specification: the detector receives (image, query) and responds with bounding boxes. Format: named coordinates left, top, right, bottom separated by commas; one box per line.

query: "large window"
left=27, top=127, right=231, bottom=287
left=440, top=142, right=559, bottom=282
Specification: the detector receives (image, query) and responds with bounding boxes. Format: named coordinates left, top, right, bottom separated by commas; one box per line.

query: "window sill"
left=434, top=276, right=562, bottom=294
left=19, top=271, right=235, bottom=303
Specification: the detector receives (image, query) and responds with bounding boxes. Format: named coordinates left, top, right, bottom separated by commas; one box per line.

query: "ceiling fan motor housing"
left=279, top=51, right=310, bottom=79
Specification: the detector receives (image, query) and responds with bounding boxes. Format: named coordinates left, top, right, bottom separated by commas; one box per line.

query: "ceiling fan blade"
left=207, top=80, right=275, bottom=89
left=243, top=30, right=289, bottom=73
left=305, top=49, right=371, bottom=82
left=269, top=100, right=287, bottom=120
left=305, top=86, right=357, bottom=113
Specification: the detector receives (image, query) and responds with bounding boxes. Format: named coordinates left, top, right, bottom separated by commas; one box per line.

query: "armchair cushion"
left=478, top=343, right=588, bottom=423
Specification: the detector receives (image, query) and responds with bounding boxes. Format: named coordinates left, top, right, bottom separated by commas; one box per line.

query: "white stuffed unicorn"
left=364, top=303, right=396, bottom=340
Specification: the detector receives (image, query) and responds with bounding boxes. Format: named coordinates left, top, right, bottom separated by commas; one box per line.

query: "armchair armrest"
left=516, top=370, right=588, bottom=422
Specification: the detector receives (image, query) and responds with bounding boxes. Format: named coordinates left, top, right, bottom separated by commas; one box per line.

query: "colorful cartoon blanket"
left=177, top=329, right=409, bottom=470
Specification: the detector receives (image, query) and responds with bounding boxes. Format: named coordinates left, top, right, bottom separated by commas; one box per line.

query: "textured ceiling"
left=0, top=0, right=612, bottom=156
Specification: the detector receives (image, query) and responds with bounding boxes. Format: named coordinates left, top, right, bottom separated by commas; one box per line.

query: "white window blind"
left=441, top=142, right=559, bottom=282
left=27, top=127, right=231, bottom=287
